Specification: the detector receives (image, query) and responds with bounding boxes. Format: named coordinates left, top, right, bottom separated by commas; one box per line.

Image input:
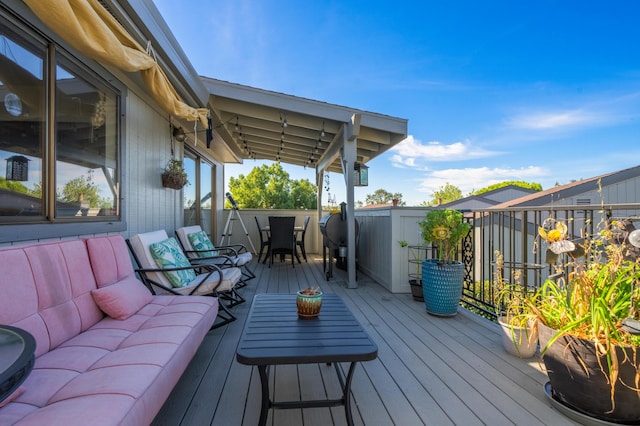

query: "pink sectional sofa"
left=0, top=235, right=219, bottom=426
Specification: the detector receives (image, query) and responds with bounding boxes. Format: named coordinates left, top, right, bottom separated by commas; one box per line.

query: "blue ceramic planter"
left=421, top=259, right=464, bottom=316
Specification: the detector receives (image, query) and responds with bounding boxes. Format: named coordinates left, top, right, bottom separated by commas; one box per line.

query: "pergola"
left=203, top=77, right=408, bottom=288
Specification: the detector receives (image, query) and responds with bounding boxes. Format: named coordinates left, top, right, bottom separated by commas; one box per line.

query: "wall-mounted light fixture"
left=173, top=126, right=186, bottom=142
left=354, top=163, right=369, bottom=186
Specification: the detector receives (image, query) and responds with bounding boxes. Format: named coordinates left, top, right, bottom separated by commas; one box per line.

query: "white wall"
left=356, top=207, right=430, bottom=293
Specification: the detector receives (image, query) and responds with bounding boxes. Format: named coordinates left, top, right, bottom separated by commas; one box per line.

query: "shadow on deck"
left=152, top=255, right=579, bottom=426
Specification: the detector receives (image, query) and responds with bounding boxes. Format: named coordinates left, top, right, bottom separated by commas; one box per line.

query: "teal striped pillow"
left=149, top=237, right=195, bottom=287
left=188, top=230, right=218, bottom=257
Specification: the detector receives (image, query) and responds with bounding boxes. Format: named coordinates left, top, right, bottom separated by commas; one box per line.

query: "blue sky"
left=154, top=0, right=640, bottom=206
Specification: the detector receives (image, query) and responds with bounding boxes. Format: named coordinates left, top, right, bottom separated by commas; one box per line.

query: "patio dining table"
left=236, top=293, right=378, bottom=426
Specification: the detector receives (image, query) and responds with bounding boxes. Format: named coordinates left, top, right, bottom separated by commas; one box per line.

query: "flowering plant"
left=419, top=209, right=471, bottom=264
left=530, top=216, right=640, bottom=410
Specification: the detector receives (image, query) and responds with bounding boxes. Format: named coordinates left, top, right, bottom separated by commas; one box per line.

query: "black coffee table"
left=236, top=293, right=378, bottom=426
left=0, top=325, right=36, bottom=403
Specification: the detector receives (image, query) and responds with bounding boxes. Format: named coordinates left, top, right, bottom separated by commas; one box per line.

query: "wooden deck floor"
left=151, top=255, right=580, bottom=426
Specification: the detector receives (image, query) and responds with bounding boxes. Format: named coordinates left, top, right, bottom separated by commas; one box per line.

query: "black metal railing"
left=458, top=204, right=640, bottom=320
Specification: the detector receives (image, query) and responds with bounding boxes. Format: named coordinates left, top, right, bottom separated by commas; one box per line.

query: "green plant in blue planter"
left=419, top=209, right=471, bottom=316
left=419, top=209, right=471, bottom=264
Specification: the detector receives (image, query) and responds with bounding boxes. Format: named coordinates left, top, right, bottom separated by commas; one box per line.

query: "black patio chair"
left=254, top=216, right=270, bottom=263
left=266, top=216, right=296, bottom=268
left=296, top=215, right=310, bottom=262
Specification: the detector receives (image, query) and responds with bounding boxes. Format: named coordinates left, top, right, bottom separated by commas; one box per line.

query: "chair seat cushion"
left=149, top=238, right=196, bottom=287
left=233, top=252, right=253, bottom=266
left=177, top=266, right=241, bottom=295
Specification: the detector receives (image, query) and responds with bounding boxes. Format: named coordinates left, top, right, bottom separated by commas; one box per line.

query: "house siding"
left=124, top=92, right=183, bottom=239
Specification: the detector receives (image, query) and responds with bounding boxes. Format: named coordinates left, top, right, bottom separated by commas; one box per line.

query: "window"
left=183, top=150, right=215, bottom=235
left=0, top=14, right=120, bottom=225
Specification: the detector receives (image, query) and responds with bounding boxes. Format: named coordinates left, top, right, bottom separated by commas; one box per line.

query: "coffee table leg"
left=258, top=365, right=270, bottom=426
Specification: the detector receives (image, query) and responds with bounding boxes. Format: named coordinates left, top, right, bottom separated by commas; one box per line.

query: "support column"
left=342, top=114, right=360, bottom=289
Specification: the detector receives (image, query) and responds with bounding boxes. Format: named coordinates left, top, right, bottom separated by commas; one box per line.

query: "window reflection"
left=0, top=32, right=44, bottom=216
left=0, top=20, right=120, bottom=221
left=183, top=151, right=215, bottom=234
left=55, top=63, right=118, bottom=217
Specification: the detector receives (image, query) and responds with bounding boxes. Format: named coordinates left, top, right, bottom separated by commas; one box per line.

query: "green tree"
left=429, top=182, right=462, bottom=205
left=58, top=175, right=102, bottom=207
left=0, top=177, right=31, bottom=194
left=469, top=180, right=542, bottom=196
left=291, top=179, right=318, bottom=209
left=365, top=189, right=405, bottom=205
left=227, top=163, right=317, bottom=209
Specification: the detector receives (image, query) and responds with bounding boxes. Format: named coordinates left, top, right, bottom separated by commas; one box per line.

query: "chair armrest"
left=189, top=254, right=236, bottom=268
left=184, top=247, right=239, bottom=257
left=134, top=263, right=225, bottom=296
left=217, top=244, right=248, bottom=254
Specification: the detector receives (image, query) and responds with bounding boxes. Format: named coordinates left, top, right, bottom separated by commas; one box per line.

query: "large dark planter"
left=539, top=323, right=640, bottom=423
left=421, top=259, right=464, bottom=316
left=409, top=279, right=423, bottom=302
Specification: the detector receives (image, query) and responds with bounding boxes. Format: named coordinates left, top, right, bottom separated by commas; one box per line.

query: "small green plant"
left=493, top=251, right=537, bottom=343
left=419, top=209, right=471, bottom=264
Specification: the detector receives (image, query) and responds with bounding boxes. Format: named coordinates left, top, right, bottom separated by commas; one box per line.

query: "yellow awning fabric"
left=23, top=0, right=209, bottom=128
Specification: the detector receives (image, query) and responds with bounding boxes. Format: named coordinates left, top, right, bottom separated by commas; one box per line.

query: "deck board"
left=152, top=255, right=581, bottom=426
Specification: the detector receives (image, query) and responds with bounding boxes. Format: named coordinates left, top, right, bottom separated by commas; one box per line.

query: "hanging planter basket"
left=161, top=172, right=187, bottom=190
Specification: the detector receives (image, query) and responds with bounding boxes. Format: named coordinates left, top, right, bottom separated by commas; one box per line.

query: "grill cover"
left=319, top=213, right=359, bottom=250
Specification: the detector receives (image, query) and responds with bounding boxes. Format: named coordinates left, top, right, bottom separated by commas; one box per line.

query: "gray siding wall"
left=125, top=92, right=183, bottom=239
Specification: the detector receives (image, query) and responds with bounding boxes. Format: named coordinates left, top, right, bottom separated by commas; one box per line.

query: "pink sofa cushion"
left=86, top=235, right=135, bottom=288
left=91, top=277, right=153, bottom=320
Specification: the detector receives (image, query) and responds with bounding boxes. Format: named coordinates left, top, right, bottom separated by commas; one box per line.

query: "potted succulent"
left=529, top=217, right=640, bottom=423
left=493, top=251, right=538, bottom=358
left=296, top=287, right=323, bottom=319
left=418, top=209, right=471, bottom=316
left=161, top=158, right=189, bottom=190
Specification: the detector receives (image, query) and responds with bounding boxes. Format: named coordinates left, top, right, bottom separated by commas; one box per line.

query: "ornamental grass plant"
left=528, top=216, right=640, bottom=410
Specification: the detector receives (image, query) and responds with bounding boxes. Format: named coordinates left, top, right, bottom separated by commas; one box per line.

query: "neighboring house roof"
left=361, top=202, right=394, bottom=209
left=490, top=164, right=640, bottom=208
left=440, top=185, right=537, bottom=210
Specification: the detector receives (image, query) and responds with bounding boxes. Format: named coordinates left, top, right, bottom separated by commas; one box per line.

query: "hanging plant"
left=161, top=159, right=188, bottom=190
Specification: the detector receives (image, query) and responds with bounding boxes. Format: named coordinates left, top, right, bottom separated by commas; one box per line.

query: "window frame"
left=183, top=148, right=217, bottom=236
left=0, top=8, right=127, bottom=243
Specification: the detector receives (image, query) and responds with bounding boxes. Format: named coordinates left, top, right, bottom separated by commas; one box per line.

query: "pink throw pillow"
left=91, top=277, right=152, bottom=320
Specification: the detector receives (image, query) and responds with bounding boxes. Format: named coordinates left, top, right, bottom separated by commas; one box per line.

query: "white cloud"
left=505, top=109, right=614, bottom=130
left=389, top=135, right=500, bottom=167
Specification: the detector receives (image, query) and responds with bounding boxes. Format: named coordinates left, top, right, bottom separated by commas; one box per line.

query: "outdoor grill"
left=319, top=203, right=359, bottom=280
